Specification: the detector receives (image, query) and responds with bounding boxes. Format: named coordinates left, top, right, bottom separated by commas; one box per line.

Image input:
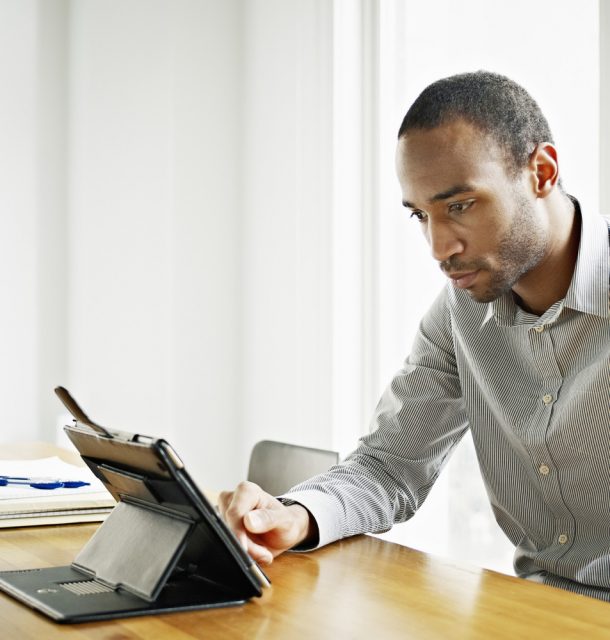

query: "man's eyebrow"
left=429, top=184, right=475, bottom=202
left=402, top=184, right=476, bottom=209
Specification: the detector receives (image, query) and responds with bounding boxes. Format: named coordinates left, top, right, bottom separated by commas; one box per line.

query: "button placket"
left=527, top=319, right=575, bottom=564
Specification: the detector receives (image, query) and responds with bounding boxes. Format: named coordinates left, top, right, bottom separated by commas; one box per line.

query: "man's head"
left=397, top=71, right=556, bottom=179
left=396, top=71, right=562, bottom=305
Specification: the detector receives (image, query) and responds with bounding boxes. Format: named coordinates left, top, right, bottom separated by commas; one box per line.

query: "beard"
left=440, top=189, right=549, bottom=304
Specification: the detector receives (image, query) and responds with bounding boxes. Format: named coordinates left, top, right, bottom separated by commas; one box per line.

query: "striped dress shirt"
left=285, top=204, right=610, bottom=600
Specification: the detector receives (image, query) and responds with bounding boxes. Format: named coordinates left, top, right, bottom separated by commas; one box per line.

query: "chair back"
left=247, top=440, right=339, bottom=496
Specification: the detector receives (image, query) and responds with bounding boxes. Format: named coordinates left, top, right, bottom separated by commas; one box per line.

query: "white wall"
left=67, top=0, right=243, bottom=488
left=1, top=0, right=336, bottom=490
left=601, top=0, right=610, bottom=215
left=66, top=0, right=337, bottom=484
left=240, top=1, right=335, bottom=473
left=0, top=0, right=68, bottom=443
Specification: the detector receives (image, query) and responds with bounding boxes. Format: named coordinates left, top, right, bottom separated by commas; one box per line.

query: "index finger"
left=219, top=481, right=269, bottom=548
left=217, top=489, right=234, bottom=516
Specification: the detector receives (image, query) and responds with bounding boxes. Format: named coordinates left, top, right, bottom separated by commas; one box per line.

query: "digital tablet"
left=0, top=387, right=269, bottom=623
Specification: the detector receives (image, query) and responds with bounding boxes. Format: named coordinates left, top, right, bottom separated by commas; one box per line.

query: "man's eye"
left=448, top=199, right=474, bottom=214
left=410, top=210, right=427, bottom=222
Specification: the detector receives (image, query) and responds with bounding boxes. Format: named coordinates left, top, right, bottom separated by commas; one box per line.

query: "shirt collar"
left=482, top=198, right=609, bottom=328
left=562, top=201, right=609, bottom=318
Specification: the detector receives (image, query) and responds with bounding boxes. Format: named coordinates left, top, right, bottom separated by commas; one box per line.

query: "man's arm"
left=279, top=287, right=468, bottom=548
left=220, top=287, right=467, bottom=562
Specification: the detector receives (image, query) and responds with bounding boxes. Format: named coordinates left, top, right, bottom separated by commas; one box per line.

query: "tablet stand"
left=72, top=499, right=193, bottom=602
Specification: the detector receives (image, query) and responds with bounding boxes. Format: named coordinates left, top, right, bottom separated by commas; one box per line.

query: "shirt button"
left=542, top=394, right=553, bottom=405
left=534, top=325, right=545, bottom=333
left=558, top=534, right=568, bottom=545
left=539, top=464, right=550, bottom=475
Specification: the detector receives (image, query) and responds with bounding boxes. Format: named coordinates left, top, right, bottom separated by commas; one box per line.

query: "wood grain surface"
left=1, top=444, right=608, bottom=639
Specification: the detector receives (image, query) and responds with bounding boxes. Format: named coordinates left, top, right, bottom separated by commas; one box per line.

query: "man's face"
left=395, top=119, right=549, bottom=304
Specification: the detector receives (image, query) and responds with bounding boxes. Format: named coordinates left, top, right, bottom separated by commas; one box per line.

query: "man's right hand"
left=218, top=481, right=318, bottom=565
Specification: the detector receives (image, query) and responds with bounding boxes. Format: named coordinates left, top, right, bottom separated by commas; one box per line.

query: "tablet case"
left=0, top=387, right=269, bottom=623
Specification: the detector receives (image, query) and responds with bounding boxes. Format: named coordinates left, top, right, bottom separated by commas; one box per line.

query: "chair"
left=247, top=440, right=339, bottom=496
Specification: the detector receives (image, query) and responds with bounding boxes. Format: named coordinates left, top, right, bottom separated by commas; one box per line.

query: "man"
left=220, top=71, right=610, bottom=600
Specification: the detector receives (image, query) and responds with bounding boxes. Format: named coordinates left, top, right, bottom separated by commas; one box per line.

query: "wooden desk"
left=1, top=528, right=610, bottom=639
left=1, top=446, right=609, bottom=638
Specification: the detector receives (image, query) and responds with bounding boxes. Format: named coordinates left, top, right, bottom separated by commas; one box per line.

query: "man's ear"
left=528, top=142, right=559, bottom=197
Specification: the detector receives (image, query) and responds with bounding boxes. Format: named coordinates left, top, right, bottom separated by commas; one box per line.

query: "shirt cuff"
left=278, top=489, right=343, bottom=550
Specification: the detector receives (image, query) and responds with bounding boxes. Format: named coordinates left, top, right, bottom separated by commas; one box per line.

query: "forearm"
left=282, top=288, right=468, bottom=548
left=281, top=459, right=407, bottom=550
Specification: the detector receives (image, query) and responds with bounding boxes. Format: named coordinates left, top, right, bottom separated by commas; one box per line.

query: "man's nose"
left=426, top=220, right=464, bottom=263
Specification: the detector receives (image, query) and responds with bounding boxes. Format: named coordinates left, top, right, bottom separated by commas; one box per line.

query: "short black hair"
left=397, top=71, right=555, bottom=175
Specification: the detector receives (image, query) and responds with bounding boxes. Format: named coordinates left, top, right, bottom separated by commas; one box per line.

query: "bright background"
left=1, top=0, right=607, bottom=575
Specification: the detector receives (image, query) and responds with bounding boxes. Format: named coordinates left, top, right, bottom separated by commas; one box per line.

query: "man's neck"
left=512, top=194, right=580, bottom=316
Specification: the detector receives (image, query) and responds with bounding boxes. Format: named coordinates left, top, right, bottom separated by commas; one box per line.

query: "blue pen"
left=0, top=476, right=90, bottom=490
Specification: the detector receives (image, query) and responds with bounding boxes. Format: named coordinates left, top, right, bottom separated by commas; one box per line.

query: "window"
left=333, top=0, right=600, bottom=574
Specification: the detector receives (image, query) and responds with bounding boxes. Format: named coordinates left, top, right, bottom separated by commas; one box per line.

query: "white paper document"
left=0, top=457, right=115, bottom=527
left=0, top=457, right=108, bottom=500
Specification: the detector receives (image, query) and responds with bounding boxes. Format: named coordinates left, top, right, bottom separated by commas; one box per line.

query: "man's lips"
left=446, top=270, right=480, bottom=289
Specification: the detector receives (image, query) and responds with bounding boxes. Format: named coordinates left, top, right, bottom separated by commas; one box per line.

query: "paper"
left=0, top=457, right=115, bottom=527
left=0, top=511, right=110, bottom=528
left=0, top=457, right=108, bottom=500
